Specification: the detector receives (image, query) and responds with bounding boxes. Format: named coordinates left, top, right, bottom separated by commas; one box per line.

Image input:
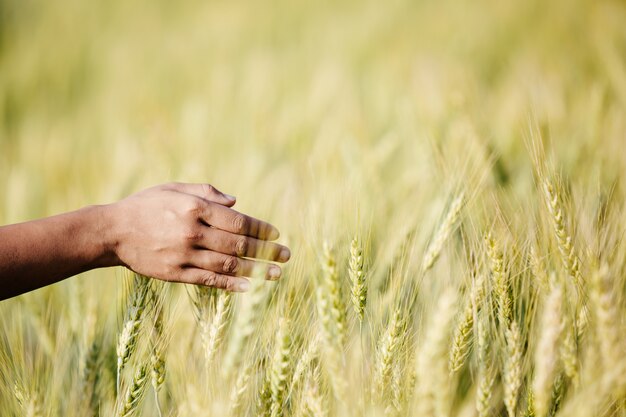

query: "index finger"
left=199, top=201, right=280, bottom=241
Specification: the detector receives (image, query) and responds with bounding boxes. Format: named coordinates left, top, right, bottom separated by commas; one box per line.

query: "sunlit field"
left=1, top=0, right=626, bottom=416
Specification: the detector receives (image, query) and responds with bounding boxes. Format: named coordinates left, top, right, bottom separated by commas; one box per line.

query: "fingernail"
left=279, top=248, right=291, bottom=262
left=268, top=265, right=282, bottom=280
left=225, top=193, right=236, bottom=202
left=235, top=280, right=250, bottom=292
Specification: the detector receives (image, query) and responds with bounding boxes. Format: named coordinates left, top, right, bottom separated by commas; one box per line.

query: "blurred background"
left=1, top=0, right=625, bottom=224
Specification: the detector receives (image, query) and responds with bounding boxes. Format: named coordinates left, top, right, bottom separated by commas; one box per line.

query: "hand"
left=106, top=182, right=290, bottom=292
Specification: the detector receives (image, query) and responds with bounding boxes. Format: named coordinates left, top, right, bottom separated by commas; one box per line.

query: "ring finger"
left=191, top=250, right=282, bottom=281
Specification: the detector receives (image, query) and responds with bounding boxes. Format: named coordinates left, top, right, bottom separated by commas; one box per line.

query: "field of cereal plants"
left=1, top=0, right=626, bottom=416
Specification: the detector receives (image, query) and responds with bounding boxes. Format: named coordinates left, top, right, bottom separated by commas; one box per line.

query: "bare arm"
left=0, top=182, right=291, bottom=301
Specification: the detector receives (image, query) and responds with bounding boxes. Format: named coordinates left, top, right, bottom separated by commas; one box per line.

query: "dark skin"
left=0, top=182, right=291, bottom=301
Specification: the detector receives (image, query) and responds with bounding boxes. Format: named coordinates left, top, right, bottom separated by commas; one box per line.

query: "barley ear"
left=450, top=273, right=485, bottom=374
left=290, top=335, right=320, bottom=397
left=415, top=291, right=457, bottom=417
left=422, top=192, right=465, bottom=273
left=270, top=318, right=292, bottom=417
left=117, top=274, right=152, bottom=392
left=590, top=263, right=624, bottom=385
left=223, top=280, right=268, bottom=378
left=82, top=335, right=102, bottom=416
left=560, top=316, right=579, bottom=387
left=349, top=235, right=367, bottom=325
left=504, top=320, right=523, bottom=417
left=302, top=368, right=327, bottom=417
left=118, top=363, right=149, bottom=417
left=542, top=179, right=582, bottom=288
left=258, top=373, right=273, bottom=417
left=374, top=309, right=404, bottom=404
left=150, top=304, right=167, bottom=417
left=476, top=319, right=496, bottom=417
left=203, top=290, right=234, bottom=368
left=229, top=359, right=254, bottom=417
left=321, top=241, right=347, bottom=348
left=14, top=383, right=43, bottom=417
left=485, top=232, right=511, bottom=328
left=533, top=283, right=564, bottom=417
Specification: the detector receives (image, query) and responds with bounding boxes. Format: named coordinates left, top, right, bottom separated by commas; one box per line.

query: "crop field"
left=1, top=0, right=626, bottom=416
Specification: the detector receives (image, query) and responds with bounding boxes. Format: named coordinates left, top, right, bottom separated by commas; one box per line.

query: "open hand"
left=107, top=182, right=290, bottom=292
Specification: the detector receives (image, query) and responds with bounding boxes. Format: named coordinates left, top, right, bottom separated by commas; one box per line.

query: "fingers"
left=198, top=202, right=280, bottom=241
left=190, top=251, right=282, bottom=280
left=181, top=268, right=251, bottom=292
left=166, top=182, right=237, bottom=207
left=196, top=227, right=291, bottom=262
left=167, top=183, right=280, bottom=240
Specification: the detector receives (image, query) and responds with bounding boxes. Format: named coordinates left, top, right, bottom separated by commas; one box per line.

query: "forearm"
left=0, top=205, right=118, bottom=300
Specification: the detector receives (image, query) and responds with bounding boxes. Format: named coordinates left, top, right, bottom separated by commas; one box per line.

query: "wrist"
left=85, top=203, right=122, bottom=268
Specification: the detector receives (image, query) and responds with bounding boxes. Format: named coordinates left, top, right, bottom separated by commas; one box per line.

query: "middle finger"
left=198, top=227, right=291, bottom=262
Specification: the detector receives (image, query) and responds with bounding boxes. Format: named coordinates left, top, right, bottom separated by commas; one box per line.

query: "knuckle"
left=183, top=197, right=203, bottom=216
left=232, top=214, right=249, bottom=234
left=217, top=275, right=231, bottom=289
left=162, top=263, right=177, bottom=278
left=200, top=271, right=218, bottom=287
left=224, top=278, right=239, bottom=292
left=234, top=237, right=249, bottom=256
left=182, top=226, right=203, bottom=243
left=222, top=256, right=239, bottom=274
left=169, top=253, right=185, bottom=267
left=202, top=183, right=216, bottom=198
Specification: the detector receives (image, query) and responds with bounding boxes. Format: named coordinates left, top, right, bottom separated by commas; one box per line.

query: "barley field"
left=1, top=0, right=626, bottom=416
